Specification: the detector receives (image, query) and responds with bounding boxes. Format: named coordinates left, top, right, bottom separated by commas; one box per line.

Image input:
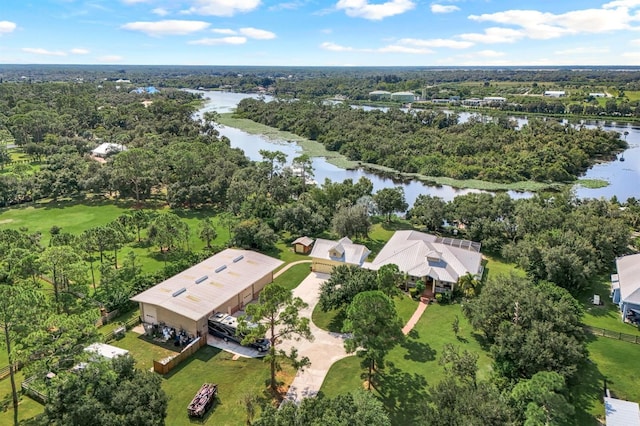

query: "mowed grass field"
left=0, top=198, right=231, bottom=274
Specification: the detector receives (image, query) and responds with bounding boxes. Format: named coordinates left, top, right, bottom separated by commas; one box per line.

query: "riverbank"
left=217, top=113, right=571, bottom=193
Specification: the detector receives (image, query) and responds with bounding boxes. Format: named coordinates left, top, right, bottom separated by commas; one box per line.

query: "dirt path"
left=402, top=298, right=429, bottom=335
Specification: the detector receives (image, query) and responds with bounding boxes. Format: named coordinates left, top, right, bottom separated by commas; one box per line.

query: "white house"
left=604, top=396, right=640, bottom=426
left=309, top=237, right=370, bottom=273
left=544, top=90, right=566, bottom=97
left=611, top=253, right=640, bottom=323
left=364, top=230, right=483, bottom=294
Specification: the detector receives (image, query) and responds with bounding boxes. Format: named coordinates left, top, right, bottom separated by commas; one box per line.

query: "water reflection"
left=191, top=90, right=640, bottom=203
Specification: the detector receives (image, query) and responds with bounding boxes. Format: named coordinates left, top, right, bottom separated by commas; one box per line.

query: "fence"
left=102, top=315, right=141, bottom=343
left=0, top=363, right=21, bottom=381
left=21, top=376, right=48, bottom=404
left=585, top=326, right=640, bottom=344
left=153, top=336, right=206, bottom=375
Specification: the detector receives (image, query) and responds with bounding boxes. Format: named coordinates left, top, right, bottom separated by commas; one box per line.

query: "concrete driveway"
left=206, top=334, right=267, bottom=359
left=280, top=272, right=350, bottom=403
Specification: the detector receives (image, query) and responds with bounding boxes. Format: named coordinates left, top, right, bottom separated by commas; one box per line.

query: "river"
left=191, top=90, right=640, bottom=204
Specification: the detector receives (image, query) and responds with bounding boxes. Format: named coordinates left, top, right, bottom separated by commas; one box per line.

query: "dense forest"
left=234, top=98, right=626, bottom=183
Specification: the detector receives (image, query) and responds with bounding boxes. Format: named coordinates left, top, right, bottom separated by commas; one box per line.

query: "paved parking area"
left=206, top=334, right=266, bottom=358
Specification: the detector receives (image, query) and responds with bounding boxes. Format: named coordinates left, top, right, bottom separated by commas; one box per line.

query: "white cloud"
left=0, top=21, right=17, bottom=34
left=336, top=0, right=415, bottom=20
left=212, top=28, right=237, bottom=34
left=70, top=48, right=90, bottom=54
left=98, top=55, right=123, bottom=63
left=321, top=28, right=333, bottom=34
left=189, top=36, right=247, bottom=45
left=121, top=0, right=149, bottom=4
left=468, top=5, right=640, bottom=42
left=459, top=27, right=523, bottom=44
left=603, top=0, right=640, bottom=8
left=121, top=20, right=210, bottom=36
left=399, top=38, right=473, bottom=49
left=269, top=1, right=305, bottom=11
left=320, top=41, right=432, bottom=54
left=152, top=8, right=170, bottom=16
left=22, top=47, right=67, bottom=56
left=320, top=42, right=354, bottom=52
left=431, top=4, right=459, bottom=14
left=239, top=27, right=276, bottom=39
left=182, top=0, right=261, bottom=17
left=474, top=49, right=505, bottom=57
left=631, top=38, right=640, bottom=45
left=378, top=45, right=432, bottom=54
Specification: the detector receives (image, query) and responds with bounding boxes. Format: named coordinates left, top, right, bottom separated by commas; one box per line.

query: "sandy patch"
left=0, top=219, right=14, bottom=224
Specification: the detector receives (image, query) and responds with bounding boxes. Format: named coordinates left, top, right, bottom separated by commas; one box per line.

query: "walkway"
left=402, top=297, right=429, bottom=335
left=273, top=259, right=311, bottom=279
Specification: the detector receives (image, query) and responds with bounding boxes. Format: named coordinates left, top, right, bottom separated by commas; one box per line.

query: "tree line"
left=234, top=98, right=625, bottom=183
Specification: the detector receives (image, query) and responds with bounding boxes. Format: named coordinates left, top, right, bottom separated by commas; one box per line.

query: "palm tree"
left=457, top=273, right=480, bottom=298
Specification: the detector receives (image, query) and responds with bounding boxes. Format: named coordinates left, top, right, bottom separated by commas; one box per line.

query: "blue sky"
left=1, top=0, right=640, bottom=66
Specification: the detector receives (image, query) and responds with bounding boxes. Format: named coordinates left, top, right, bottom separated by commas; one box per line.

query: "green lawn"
left=579, top=275, right=640, bottom=337
left=272, top=262, right=312, bottom=292
left=571, top=336, right=640, bottom=425
left=109, top=331, right=180, bottom=372
left=0, top=199, right=231, bottom=275
left=0, top=370, right=45, bottom=424
left=161, top=345, right=292, bottom=426
left=321, top=303, right=493, bottom=425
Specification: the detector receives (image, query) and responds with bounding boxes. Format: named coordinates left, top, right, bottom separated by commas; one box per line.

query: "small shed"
left=292, top=236, right=314, bottom=254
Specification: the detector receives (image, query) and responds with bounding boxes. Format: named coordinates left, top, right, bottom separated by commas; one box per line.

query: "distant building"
left=431, top=99, right=452, bottom=104
left=483, top=96, right=506, bottom=103
left=369, top=90, right=391, bottom=100
left=544, top=90, right=566, bottom=97
left=462, top=98, right=482, bottom=107
left=390, top=91, right=416, bottom=102
left=590, top=93, right=606, bottom=98
left=91, top=142, right=126, bottom=158
left=131, top=86, right=160, bottom=94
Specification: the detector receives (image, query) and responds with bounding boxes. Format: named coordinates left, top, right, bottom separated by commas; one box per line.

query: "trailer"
left=187, top=383, right=218, bottom=418
left=207, top=312, right=270, bottom=352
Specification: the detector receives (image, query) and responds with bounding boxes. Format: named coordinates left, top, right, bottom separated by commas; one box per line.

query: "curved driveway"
left=280, top=272, right=350, bottom=403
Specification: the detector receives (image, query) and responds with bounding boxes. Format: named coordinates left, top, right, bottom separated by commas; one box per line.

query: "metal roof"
left=367, top=230, right=482, bottom=284
left=309, top=237, right=370, bottom=266
left=292, top=236, right=314, bottom=247
left=616, top=253, right=640, bottom=305
left=604, top=397, right=640, bottom=426
left=131, top=249, right=283, bottom=321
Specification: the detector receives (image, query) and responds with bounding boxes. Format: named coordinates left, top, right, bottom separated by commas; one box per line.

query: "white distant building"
left=544, top=90, right=566, bottom=97
left=483, top=96, right=506, bottom=103
left=590, top=93, right=606, bottom=98
left=369, top=90, right=392, bottom=100
left=91, top=143, right=126, bottom=158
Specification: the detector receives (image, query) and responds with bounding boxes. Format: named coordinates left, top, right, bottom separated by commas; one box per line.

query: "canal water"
left=191, top=90, right=640, bottom=204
